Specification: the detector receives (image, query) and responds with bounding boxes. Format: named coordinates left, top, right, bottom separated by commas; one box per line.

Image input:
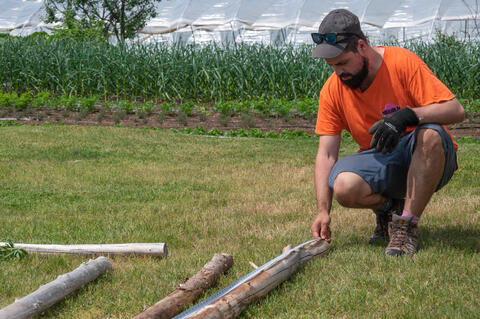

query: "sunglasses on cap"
left=310, top=32, right=355, bottom=45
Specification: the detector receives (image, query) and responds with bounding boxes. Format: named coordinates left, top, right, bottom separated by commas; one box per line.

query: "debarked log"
left=188, top=239, right=330, bottom=319
left=0, top=256, right=112, bottom=319
left=133, top=253, right=234, bottom=319
left=0, top=242, right=168, bottom=258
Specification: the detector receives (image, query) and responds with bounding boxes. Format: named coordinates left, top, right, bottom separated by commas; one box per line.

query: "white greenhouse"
left=1, top=0, right=480, bottom=44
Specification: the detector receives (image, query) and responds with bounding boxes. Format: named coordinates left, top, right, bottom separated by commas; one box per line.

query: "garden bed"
left=1, top=108, right=479, bottom=140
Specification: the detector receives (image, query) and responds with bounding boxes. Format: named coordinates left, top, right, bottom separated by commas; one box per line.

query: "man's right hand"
left=311, top=213, right=331, bottom=242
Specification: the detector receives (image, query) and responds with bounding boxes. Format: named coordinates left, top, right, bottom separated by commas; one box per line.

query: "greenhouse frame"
left=1, top=0, right=480, bottom=44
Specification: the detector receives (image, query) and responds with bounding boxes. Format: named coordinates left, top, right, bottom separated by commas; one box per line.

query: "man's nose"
left=333, top=66, right=344, bottom=76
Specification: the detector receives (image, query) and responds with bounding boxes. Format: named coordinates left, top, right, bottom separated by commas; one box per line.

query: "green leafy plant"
left=79, top=96, right=98, bottom=112
left=236, top=128, right=250, bottom=137
left=179, top=101, right=196, bottom=116
left=32, top=92, right=52, bottom=108
left=265, top=130, right=279, bottom=138
left=58, top=95, right=78, bottom=110
left=159, top=102, right=175, bottom=115
left=0, top=92, right=16, bottom=107
left=252, top=99, right=274, bottom=118
left=142, top=101, right=155, bottom=115
left=192, top=126, right=207, bottom=135
left=0, top=240, right=28, bottom=261
left=14, top=91, right=33, bottom=111
left=118, top=100, right=133, bottom=114
left=225, top=130, right=237, bottom=137
left=0, top=120, right=22, bottom=127
left=179, top=127, right=192, bottom=134
left=236, top=100, right=252, bottom=114
left=274, top=100, right=293, bottom=119
left=207, top=128, right=223, bottom=136
left=213, top=101, right=235, bottom=116
left=294, top=98, right=317, bottom=120
left=103, top=101, right=115, bottom=111
left=248, top=128, right=265, bottom=138
left=459, top=98, right=480, bottom=120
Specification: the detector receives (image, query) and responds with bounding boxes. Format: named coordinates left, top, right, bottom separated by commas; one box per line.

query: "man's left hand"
left=369, top=107, right=419, bottom=154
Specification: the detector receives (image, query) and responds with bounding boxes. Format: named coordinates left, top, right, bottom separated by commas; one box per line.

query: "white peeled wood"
left=0, top=256, right=112, bottom=319
left=282, top=244, right=292, bottom=254
left=0, top=242, right=168, bottom=258
left=187, top=239, right=330, bottom=319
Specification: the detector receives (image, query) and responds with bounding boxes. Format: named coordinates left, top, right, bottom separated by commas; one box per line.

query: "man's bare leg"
left=332, top=129, right=446, bottom=213
left=386, top=128, right=446, bottom=256
left=404, top=128, right=445, bottom=217
left=332, top=172, right=384, bottom=209
left=333, top=171, right=396, bottom=244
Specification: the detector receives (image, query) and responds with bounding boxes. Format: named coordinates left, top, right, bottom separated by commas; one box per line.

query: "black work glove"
left=368, top=107, right=419, bottom=154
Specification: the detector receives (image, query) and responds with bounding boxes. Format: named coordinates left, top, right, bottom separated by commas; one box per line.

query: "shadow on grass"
left=327, top=224, right=480, bottom=255
left=420, top=225, right=480, bottom=253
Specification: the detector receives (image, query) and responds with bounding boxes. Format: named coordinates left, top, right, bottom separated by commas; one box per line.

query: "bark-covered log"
left=134, top=253, right=233, bottom=319
left=0, top=256, right=112, bottom=319
left=187, top=239, right=330, bottom=319
left=0, top=242, right=167, bottom=258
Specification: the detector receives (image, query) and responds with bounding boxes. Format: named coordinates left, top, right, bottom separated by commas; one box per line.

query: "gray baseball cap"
left=312, top=9, right=364, bottom=59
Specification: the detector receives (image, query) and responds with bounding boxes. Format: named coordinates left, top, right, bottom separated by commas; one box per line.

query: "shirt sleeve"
left=407, top=55, right=455, bottom=107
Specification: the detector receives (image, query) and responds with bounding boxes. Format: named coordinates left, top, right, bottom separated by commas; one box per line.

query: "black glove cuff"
left=394, top=106, right=419, bottom=127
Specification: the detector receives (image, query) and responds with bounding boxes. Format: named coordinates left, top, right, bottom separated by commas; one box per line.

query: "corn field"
left=1, top=35, right=479, bottom=102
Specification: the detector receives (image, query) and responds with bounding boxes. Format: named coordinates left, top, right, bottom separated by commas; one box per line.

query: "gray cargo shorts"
left=328, top=124, right=457, bottom=199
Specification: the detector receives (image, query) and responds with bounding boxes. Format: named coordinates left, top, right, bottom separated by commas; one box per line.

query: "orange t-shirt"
left=315, top=46, right=457, bottom=152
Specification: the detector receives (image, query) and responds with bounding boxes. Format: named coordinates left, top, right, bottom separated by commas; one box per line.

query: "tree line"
left=44, top=0, right=162, bottom=41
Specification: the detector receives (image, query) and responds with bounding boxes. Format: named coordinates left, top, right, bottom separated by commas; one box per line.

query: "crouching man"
left=309, top=9, right=465, bottom=256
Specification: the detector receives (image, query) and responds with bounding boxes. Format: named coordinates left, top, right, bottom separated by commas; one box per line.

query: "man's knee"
left=415, top=128, right=444, bottom=158
left=333, top=172, right=368, bottom=207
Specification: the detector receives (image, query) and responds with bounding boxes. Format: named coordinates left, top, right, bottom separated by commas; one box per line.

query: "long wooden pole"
left=0, top=242, right=167, bottom=258
left=0, top=256, right=112, bottom=319
left=133, top=253, right=234, bottom=319
left=182, top=239, right=330, bottom=319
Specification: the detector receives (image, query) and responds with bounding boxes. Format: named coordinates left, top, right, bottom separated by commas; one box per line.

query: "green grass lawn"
left=0, top=125, right=479, bottom=318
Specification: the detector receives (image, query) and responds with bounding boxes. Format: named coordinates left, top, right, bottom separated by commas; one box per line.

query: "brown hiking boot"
left=369, top=212, right=391, bottom=244
left=369, top=198, right=404, bottom=245
left=385, top=214, right=419, bottom=256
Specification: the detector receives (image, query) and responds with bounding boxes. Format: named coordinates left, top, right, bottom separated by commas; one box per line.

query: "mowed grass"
left=0, top=125, right=479, bottom=318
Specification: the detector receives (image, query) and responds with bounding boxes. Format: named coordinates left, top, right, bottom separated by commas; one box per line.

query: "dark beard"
left=339, top=56, right=369, bottom=89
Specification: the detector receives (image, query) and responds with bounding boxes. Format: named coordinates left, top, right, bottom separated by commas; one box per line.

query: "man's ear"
left=357, top=39, right=368, bottom=52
